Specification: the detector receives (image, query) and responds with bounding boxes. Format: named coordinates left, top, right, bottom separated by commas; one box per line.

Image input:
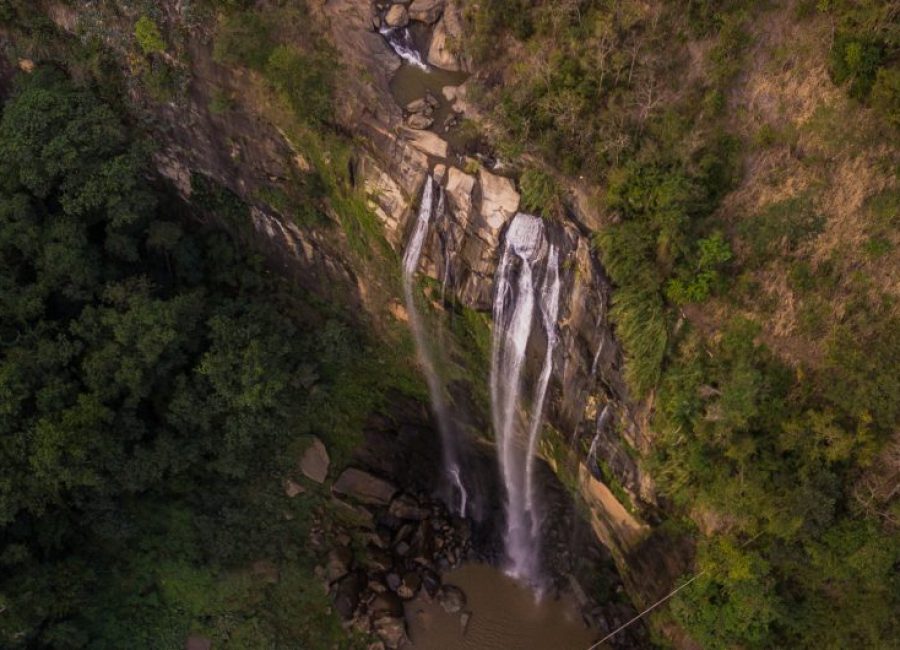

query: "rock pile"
left=308, top=465, right=476, bottom=649
left=404, top=92, right=439, bottom=130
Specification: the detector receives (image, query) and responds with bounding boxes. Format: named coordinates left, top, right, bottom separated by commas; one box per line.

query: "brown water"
left=406, top=564, right=602, bottom=650
left=389, top=63, right=469, bottom=136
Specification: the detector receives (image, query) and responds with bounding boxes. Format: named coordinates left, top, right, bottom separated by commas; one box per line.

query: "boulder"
left=384, top=4, right=409, bottom=28
left=427, top=1, right=467, bottom=71
left=478, top=169, right=519, bottom=230
left=433, top=163, right=447, bottom=183
left=373, top=616, right=408, bottom=649
left=405, top=98, right=429, bottom=113
left=437, top=584, right=466, bottom=613
left=397, top=571, right=422, bottom=599
left=442, top=85, right=458, bottom=101
left=445, top=167, right=476, bottom=216
left=406, top=114, right=434, bottom=130
left=283, top=478, right=305, bottom=498
left=326, top=546, right=353, bottom=582
left=333, top=468, right=397, bottom=506
left=185, top=636, right=211, bottom=650
left=333, top=571, right=365, bottom=620
left=403, top=128, right=449, bottom=158
left=299, top=437, right=329, bottom=483
left=409, top=0, right=444, bottom=24
left=389, top=494, right=429, bottom=520
left=370, top=591, right=404, bottom=618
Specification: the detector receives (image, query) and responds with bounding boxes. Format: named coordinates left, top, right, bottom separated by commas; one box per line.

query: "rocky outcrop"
left=384, top=4, right=409, bottom=28
left=427, top=0, right=468, bottom=71
left=333, top=468, right=398, bottom=506
left=408, top=0, right=445, bottom=24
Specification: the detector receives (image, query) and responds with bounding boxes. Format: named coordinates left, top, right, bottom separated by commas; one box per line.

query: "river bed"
left=405, top=564, right=602, bottom=650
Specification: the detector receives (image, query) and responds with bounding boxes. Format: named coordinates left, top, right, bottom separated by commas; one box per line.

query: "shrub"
left=134, top=16, right=166, bottom=55
left=871, top=66, right=900, bottom=128
left=519, top=167, right=561, bottom=218
left=264, top=45, right=332, bottom=125
left=213, top=11, right=273, bottom=70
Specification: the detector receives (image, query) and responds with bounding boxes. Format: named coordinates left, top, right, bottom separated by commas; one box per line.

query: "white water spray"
left=380, top=26, right=429, bottom=70
left=490, top=213, right=561, bottom=583
left=402, top=176, right=466, bottom=516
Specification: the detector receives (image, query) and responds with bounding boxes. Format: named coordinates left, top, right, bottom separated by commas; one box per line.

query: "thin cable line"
left=587, top=532, right=764, bottom=648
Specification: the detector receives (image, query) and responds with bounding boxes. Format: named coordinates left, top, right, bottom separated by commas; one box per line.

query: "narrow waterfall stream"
left=489, top=213, right=560, bottom=584
left=402, top=176, right=467, bottom=516
left=380, top=25, right=428, bottom=69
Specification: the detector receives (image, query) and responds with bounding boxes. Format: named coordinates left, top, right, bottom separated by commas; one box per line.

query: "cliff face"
left=24, top=0, right=688, bottom=624
left=316, top=0, right=685, bottom=609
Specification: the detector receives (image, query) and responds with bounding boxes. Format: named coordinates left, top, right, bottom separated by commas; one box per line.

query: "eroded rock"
left=409, top=0, right=444, bottom=24
left=478, top=169, right=519, bottom=230
left=437, top=584, right=466, bottom=613
left=373, top=615, right=408, bottom=649
left=404, top=128, right=449, bottom=158
left=299, top=437, right=330, bottom=483
left=406, top=114, right=434, bottom=130
left=389, top=494, right=430, bottom=520
left=384, top=4, right=409, bottom=28
left=333, top=468, right=398, bottom=506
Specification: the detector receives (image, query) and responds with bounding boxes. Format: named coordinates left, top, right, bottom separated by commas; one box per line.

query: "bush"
left=213, top=11, right=273, bottom=70
left=519, top=167, right=561, bottom=218
left=264, top=45, right=333, bottom=125
left=829, top=34, right=885, bottom=100
left=134, top=16, right=166, bottom=55
left=871, top=66, right=900, bottom=128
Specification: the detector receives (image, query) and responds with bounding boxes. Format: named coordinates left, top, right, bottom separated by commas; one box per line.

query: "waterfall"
left=524, top=244, right=561, bottom=538
left=379, top=26, right=429, bottom=70
left=402, top=176, right=466, bottom=516
left=490, top=213, right=560, bottom=583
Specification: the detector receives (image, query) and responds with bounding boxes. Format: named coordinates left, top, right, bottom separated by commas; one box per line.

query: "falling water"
left=380, top=26, right=429, bottom=70
left=524, top=244, right=561, bottom=539
left=402, top=176, right=467, bottom=516
left=490, top=213, right=560, bottom=583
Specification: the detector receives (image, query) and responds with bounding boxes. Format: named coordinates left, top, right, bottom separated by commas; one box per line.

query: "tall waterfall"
left=379, top=26, right=429, bottom=70
left=402, top=176, right=467, bottom=516
left=490, top=213, right=561, bottom=583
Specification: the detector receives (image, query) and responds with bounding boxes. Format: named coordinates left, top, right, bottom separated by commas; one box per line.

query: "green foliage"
left=519, top=167, right=561, bottom=217
left=134, top=16, right=166, bottom=55
left=666, top=232, right=733, bottom=304
left=820, top=0, right=899, bottom=123
left=211, top=5, right=333, bottom=125
left=0, top=70, right=377, bottom=649
left=830, top=34, right=885, bottom=99
left=651, top=313, right=900, bottom=646
left=871, top=66, right=900, bottom=127
left=265, top=45, right=333, bottom=125
left=737, top=195, right=825, bottom=268
left=212, top=10, right=273, bottom=70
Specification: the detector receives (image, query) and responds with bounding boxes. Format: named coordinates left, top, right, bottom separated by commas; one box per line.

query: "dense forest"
left=0, top=67, right=398, bottom=648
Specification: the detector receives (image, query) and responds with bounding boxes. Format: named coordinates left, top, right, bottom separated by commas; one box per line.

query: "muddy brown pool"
left=405, top=564, right=603, bottom=650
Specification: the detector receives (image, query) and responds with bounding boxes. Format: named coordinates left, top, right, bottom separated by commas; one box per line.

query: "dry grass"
left=708, top=1, right=899, bottom=366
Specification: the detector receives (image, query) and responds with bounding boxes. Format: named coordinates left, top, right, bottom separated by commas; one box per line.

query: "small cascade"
left=490, top=213, right=561, bottom=584
left=402, top=176, right=466, bottom=516
left=587, top=405, right=612, bottom=481
left=379, top=25, right=429, bottom=70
